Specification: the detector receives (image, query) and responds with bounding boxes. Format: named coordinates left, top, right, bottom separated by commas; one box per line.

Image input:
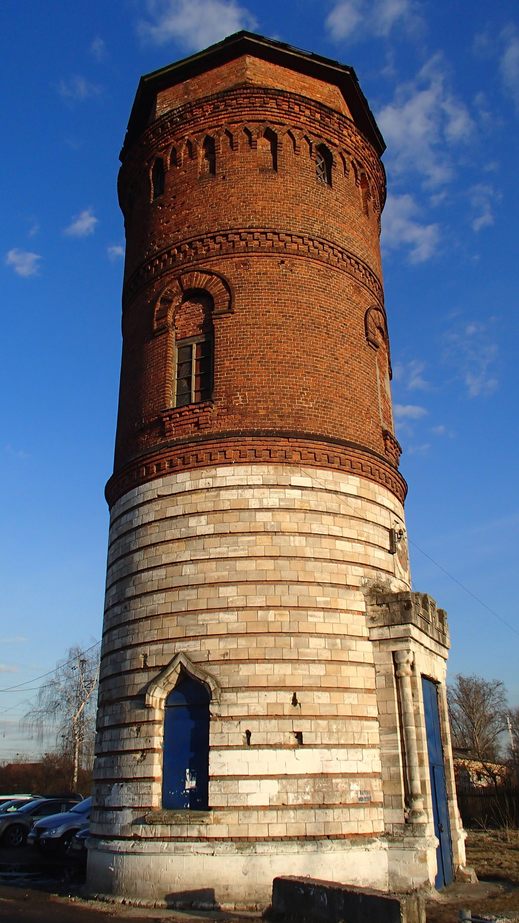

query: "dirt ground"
left=426, top=828, right=519, bottom=922
left=1, top=830, right=519, bottom=921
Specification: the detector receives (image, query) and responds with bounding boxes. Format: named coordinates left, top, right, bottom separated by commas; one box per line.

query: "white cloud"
left=394, top=403, right=428, bottom=420
left=0, top=664, right=18, bottom=674
left=377, top=54, right=474, bottom=189
left=90, top=36, right=107, bottom=60
left=382, top=193, right=440, bottom=263
left=443, top=320, right=498, bottom=398
left=469, top=183, right=499, bottom=232
left=107, top=244, right=124, bottom=260
left=407, top=442, right=431, bottom=455
left=58, top=75, right=102, bottom=101
left=138, top=0, right=257, bottom=51
left=5, top=248, right=42, bottom=277
left=325, top=0, right=418, bottom=42
left=393, top=359, right=430, bottom=391
left=0, top=636, right=27, bottom=644
left=64, top=207, right=98, bottom=238
left=500, top=25, right=519, bottom=112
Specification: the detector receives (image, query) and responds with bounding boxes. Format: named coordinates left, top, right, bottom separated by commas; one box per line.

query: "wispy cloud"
left=443, top=320, right=498, bottom=398
left=474, top=24, right=519, bottom=114
left=325, top=0, right=420, bottom=42
left=64, top=207, right=98, bottom=238
left=5, top=248, right=42, bottom=277
left=0, top=636, right=27, bottom=644
left=382, top=193, right=440, bottom=263
left=407, top=442, right=431, bottom=455
left=469, top=183, right=499, bottom=232
left=90, top=36, right=107, bottom=61
left=0, top=664, right=18, bottom=674
left=394, top=403, right=428, bottom=420
left=377, top=54, right=474, bottom=189
left=4, top=444, right=30, bottom=460
left=107, top=244, right=124, bottom=260
left=393, top=359, right=430, bottom=391
left=57, top=75, right=102, bottom=101
left=138, top=0, right=257, bottom=51
left=500, top=25, right=519, bottom=112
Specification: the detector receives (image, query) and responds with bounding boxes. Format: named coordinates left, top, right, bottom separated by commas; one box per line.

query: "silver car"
left=28, top=796, right=92, bottom=851
left=0, top=797, right=80, bottom=847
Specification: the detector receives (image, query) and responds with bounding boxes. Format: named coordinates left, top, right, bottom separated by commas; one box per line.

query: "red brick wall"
left=109, top=56, right=404, bottom=507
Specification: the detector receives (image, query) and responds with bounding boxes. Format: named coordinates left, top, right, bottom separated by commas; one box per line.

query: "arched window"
left=201, top=135, right=216, bottom=176
left=258, top=128, right=278, bottom=171
left=151, top=158, right=165, bottom=199
left=162, top=673, right=210, bottom=810
left=174, top=291, right=213, bottom=407
left=316, top=144, right=332, bottom=186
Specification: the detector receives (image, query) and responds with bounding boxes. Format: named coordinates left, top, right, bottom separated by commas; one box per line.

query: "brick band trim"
left=123, top=227, right=383, bottom=304
left=105, top=433, right=407, bottom=507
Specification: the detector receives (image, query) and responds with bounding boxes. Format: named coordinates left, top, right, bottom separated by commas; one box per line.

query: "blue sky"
left=1, top=0, right=518, bottom=761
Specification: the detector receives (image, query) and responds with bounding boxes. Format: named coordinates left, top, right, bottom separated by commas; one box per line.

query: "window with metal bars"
left=174, top=335, right=213, bottom=407
left=315, top=144, right=332, bottom=186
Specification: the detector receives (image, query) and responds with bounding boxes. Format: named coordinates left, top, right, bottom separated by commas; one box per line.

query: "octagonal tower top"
left=122, top=30, right=385, bottom=157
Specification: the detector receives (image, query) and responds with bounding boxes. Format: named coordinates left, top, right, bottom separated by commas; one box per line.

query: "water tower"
left=89, top=32, right=466, bottom=908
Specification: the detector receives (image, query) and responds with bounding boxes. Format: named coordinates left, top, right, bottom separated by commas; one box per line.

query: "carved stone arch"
left=178, top=270, right=233, bottom=316
left=145, top=651, right=221, bottom=711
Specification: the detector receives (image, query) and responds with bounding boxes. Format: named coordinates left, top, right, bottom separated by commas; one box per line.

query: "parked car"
left=0, top=794, right=38, bottom=809
left=0, top=797, right=81, bottom=847
left=0, top=797, right=39, bottom=813
left=28, top=796, right=92, bottom=852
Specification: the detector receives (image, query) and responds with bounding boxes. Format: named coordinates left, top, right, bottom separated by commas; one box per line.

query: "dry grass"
left=426, top=829, right=519, bottom=922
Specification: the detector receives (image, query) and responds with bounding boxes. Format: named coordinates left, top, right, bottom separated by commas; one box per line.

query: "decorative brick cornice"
left=105, top=433, right=407, bottom=508
left=123, top=228, right=383, bottom=305
left=123, top=85, right=385, bottom=196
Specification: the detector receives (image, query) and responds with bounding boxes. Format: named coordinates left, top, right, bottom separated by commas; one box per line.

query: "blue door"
left=422, top=677, right=453, bottom=888
left=162, top=674, right=210, bottom=810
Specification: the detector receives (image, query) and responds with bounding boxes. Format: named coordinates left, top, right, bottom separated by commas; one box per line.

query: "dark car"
left=0, top=797, right=81, bottom=847
left=28, top=796, right=91, bottom=851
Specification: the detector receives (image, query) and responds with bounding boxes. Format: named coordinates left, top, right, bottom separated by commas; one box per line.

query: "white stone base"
left=87, top=837, right=391, bottom=909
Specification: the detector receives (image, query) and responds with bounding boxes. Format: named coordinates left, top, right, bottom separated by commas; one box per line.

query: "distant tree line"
left=448, top=673, right=519, bottom=828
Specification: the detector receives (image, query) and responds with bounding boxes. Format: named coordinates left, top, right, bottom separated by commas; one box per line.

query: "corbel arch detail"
left=365, top=304, right=392, bottom=379
left=145, top=651, right=221, bottom=710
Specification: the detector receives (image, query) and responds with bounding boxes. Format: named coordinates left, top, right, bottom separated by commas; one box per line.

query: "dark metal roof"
left=122, top=31, right=385, bottom=157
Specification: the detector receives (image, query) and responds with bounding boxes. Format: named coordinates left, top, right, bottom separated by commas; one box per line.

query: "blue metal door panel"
left=162, top=676, right=210, bottom=810
left=422, top=677, right=454, bottom=888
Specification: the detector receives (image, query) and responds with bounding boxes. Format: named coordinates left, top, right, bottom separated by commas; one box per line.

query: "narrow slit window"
left=316, top=144, right=332, bottom=186
left=258, top=129, right=278, bottom=171
left=151, top=158, right=165, bottom=199
left=202, top=136, right=216, bottom=176
left=174, top=336, right=213, bottom=407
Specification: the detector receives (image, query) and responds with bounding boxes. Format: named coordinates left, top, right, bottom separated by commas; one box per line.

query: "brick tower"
left=89, top=32, right=465, bottom=908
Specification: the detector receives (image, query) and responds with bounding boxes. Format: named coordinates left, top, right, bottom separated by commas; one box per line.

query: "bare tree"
left=26, top=645, right=99, bottom=789
left=448, top=673, right=508, bottom=763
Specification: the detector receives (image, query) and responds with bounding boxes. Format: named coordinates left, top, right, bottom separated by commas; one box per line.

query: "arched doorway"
left=162, top=673, right=210, bottom=810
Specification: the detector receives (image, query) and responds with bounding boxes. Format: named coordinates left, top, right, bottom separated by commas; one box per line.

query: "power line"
left=0, top=640, right=101, bottom=695
left=409, top=538, right=519, bottom=638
